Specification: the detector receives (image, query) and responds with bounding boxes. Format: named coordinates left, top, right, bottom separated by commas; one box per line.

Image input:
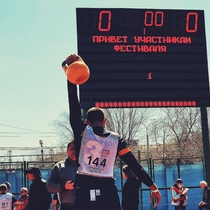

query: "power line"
left=0, top=123, right=56, bottom=134
left=0, top=136, right=55, bottom=138
left=0, top=132, right=53, bottom=134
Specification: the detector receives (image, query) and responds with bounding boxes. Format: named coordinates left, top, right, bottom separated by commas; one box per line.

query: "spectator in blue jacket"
left=47, top=141, right=77, bottom=210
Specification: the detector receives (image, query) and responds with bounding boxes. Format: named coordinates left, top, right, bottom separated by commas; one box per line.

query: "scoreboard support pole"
left=200, top=107, right=210, bottom=185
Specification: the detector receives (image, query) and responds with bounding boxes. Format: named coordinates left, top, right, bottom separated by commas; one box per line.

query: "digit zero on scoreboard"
left=76, top=8, right=210, bottom=108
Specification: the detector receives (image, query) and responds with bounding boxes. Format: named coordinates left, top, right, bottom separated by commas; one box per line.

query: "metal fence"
left=0, top=146, right=205, bottom=210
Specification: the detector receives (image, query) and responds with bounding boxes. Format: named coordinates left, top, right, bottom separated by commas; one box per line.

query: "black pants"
left=60, top=203, right=74, bottom=210
left=174, top=206, right=186, bottom=210
left=74, top=186, right=121, bottom=210
left=199, top=204, right=210, bottom=210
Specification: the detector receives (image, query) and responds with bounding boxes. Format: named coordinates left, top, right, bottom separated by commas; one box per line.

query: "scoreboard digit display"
left=76, top=8, right=210, bottom=109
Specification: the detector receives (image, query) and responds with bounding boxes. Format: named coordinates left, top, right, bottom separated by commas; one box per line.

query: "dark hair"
left=173, top=178, right=183, bottom=188
left=86, top=107, right=105, bottom=124
left=176, top=178, right=183, bottom=184
left=25, top=167, right=41, bottom=176
left=122, top=165, right=137, bottom=179
left=0, top=184, right=7, bottom=192
left=4, top=181, right=11, bottom=190
left=67, top=140, right=74, bottom=148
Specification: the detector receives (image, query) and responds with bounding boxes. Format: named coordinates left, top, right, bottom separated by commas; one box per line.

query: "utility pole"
left=200, top=107, right=210, bottom=184
left=39, top=140, right=44, bottom=162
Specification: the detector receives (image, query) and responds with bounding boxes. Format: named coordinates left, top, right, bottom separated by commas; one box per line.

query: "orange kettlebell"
left=62, top=56, right=90, bottom=85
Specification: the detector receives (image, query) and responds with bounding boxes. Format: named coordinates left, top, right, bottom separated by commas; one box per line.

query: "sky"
left=1, top=0, right=210, bottom=148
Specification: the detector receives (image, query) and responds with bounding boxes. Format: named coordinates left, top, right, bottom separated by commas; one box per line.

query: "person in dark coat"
left=25, top=167, right=52, bottom=210
left=121, top=165, right=141, bottom=210
left=198, top=180, right=210, bottom=210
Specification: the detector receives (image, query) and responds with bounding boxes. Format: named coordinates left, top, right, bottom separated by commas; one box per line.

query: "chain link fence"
left=0, top=144, right=205, bottom=210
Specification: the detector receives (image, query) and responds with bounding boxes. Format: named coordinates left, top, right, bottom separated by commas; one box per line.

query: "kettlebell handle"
left=62, top=60, right=67, bottom=67
left=61, top=56, right=80, bottom=67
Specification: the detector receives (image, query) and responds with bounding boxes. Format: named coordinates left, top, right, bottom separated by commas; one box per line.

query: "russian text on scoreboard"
left=76, top=8, right=210, bottom=108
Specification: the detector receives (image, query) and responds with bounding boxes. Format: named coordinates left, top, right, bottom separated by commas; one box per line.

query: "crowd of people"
left=1, top=174, right=209, bottom=210
left=0, top=167, right=52, bottom=210
left=1, top=54, right=209, bottom=210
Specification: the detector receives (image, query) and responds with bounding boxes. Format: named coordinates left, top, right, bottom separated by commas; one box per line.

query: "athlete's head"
left=86, top=107, right=106, bottom=127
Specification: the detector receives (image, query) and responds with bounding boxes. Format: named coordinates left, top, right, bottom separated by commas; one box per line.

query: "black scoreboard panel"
left=76, top=8, right=210, bottom=109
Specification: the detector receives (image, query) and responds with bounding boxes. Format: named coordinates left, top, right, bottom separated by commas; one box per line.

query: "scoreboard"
left=76, top=8, right=210, bottom=109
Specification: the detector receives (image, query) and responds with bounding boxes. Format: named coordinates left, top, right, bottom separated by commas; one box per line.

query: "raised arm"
left=67, top=81, right=83, bottom=131
left=62, top=54, right=86, bottom=161
left=63, top=54, right=85, bottom=130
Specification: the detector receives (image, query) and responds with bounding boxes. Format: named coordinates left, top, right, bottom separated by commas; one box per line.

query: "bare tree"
left=156, top=108, right=202, bottom=159
left=50, top=111, right=73, bottom=146
left=104, top=108, right=154, bottom=146
left=51, top=108, right=154, bottom=147
left=50, top=107, right=204, bottom=162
